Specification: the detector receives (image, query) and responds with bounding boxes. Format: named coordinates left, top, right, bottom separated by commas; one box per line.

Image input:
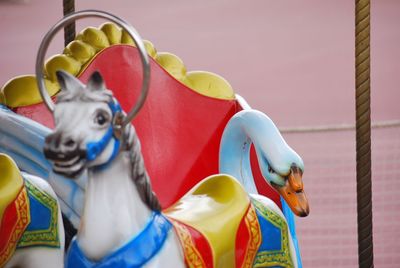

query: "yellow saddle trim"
left=1, top=23, right=234, bottom=108
left=0, top=154, right=23, bottom=225
left=164, top=174, right=250, bottom=268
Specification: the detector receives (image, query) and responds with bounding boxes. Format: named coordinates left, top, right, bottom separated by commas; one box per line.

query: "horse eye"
left=94, top=112, right=108, bottom=125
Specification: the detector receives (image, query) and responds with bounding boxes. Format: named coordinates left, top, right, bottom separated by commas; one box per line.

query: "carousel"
left=0, top=1, right=374, bottom=267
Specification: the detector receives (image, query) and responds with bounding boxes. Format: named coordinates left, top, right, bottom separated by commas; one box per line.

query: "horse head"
left=43, top=70, right=123, bottom=177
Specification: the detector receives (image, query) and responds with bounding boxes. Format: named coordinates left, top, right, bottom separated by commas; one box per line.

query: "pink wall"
left=1, top=0, right=399, bottom=266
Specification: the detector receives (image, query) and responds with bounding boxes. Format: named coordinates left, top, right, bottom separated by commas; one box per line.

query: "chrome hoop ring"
left=36, top=10, right=150, bottom=125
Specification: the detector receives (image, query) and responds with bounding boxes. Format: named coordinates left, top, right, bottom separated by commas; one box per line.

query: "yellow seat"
left=164, top=174, right=250, bottom=268
left=0, top=154, right=24, bottom=224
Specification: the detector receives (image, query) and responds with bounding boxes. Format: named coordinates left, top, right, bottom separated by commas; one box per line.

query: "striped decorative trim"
left=171, top=220, right=207, bottom=268
left=0, top=187, right=30, bottom=267
left=242, top=205, right=262, bottom=268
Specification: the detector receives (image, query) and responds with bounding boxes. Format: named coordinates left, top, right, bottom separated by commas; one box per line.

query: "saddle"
left=0, top=154, right=60, bottom=267
left=164, top=174, right=253, bottom=268
left=0, top=154, right=29, bottom=267
left=0, top=154, right=24, bottom=225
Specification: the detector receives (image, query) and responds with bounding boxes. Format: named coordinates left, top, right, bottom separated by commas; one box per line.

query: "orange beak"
left=272, top=165, right=310, bottom=217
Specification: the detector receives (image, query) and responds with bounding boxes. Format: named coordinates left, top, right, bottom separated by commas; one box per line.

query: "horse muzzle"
left=272, top=166, right=310, bottom=217
left=44, top=133, right=87, bottom=177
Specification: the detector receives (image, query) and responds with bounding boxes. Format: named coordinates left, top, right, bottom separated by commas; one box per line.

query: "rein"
left=85, top=99, right=122, bottom=170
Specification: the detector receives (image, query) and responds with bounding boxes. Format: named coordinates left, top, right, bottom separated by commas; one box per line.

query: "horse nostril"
left=64, top=139, right=76, bottom=148
left=44, top=133, right=62, bottom=152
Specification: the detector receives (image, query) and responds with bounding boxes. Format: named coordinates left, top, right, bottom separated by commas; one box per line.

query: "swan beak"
left=273, top=166, right=310, bottom=217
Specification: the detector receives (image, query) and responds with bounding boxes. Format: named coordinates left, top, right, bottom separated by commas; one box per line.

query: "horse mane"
left=123, top=125, right=162, bottom=211
left=112, top=117, right=161, bottom=211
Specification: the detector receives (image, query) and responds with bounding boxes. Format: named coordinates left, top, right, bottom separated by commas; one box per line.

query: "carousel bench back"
left=0, top=23, right=281, bottom=209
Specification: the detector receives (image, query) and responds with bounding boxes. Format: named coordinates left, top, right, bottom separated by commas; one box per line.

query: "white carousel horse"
left=0, top=153, right=64, bottom=268
left=43, top=70, right=184, bottom=268
left=42, top=70, right=307, bottom=268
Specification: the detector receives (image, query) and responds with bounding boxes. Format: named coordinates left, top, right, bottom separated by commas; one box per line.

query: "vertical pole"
left=355, top=0, right=374, bottom=267
left=63, top=0, right=76, bottom=46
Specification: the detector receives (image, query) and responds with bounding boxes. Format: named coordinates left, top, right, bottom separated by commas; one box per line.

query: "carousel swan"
left=40, top=70, right=303, bottom=267
left=219, top=109, right=309, bottom=217
left=219, top=108, right=310, bottom=268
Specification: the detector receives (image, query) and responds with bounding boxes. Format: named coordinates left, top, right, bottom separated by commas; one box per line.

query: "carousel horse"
left=42, top=70, right=308, bottom=268
left=0, top=154, right=64, bottom=268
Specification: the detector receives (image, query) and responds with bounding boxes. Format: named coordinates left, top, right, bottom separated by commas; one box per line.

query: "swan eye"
left=268, top=165, right=276, bottom=174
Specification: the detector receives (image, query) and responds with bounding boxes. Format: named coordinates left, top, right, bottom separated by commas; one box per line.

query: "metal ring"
left=36, top=10, right=150, bottom=126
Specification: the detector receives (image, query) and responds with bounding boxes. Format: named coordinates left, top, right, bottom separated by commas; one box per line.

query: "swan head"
left=256, top=143, right=310, bottom=217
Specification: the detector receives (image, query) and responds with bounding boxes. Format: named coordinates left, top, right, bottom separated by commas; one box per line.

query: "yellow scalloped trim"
left=2, top=75, right=59, bottom=108
left=1, top=23, right=235, bottom=108
left=45, top=54, right=81, bottom=82
left=63, top=40, right=96, bottom=64
left=121, top=29, right=135, bottom=46
left=143, top=40, right=157, bottom=59
left=75, top=27, right=110, bottom=52
left=185, top=71, right=235, bottom=100
left=156, top=52, right=187, bottom=82
left=100, top=23, right=122, bottom=45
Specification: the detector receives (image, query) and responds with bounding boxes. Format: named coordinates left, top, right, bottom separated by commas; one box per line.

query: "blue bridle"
left=85, top=99, right=122, bottom=169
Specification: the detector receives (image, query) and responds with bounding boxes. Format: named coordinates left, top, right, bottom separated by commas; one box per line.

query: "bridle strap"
left=85, top=99, right=123, bottom=167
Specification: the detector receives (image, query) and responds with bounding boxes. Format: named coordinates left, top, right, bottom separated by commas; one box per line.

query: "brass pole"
left=63, top=0, right=75, bottom=46
left=355, top=0, right=374, bottom=267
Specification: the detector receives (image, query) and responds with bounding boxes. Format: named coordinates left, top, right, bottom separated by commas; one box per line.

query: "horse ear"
left=56, top=70, right=82, bottom=92
left=87, top=71, right=105, bottom=91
